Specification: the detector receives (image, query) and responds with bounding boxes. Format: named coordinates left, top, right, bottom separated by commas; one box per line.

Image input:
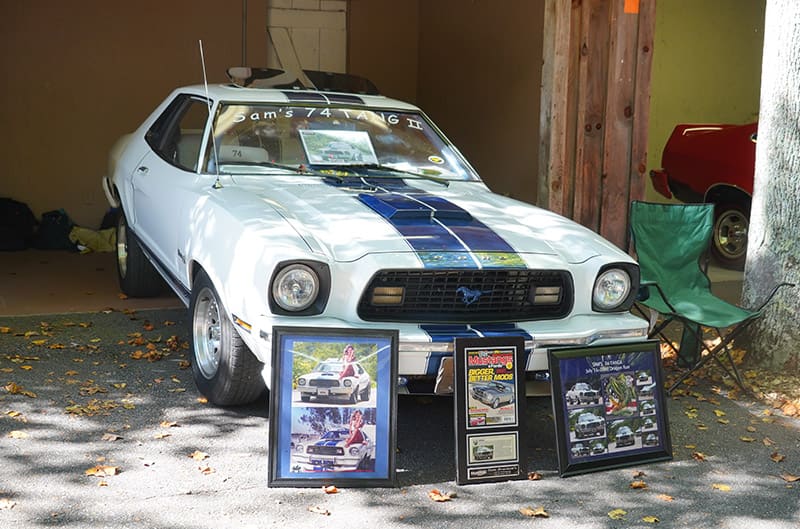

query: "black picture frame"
left=268, top=327, right=398, bottom=487
left=548, top=340, right=672, bottom=477
left=454, top=336, right=527, bottom=484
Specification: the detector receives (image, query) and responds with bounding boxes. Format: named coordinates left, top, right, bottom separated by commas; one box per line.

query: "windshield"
left=203, top=103, right=480, bottom=181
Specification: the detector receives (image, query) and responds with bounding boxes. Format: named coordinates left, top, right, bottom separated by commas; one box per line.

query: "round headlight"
left=593, top=268, right=631, bottom=311
left=349, top=446, right=360, bottom=456
left=272, top=264, right=319, bottom=311
left=297, top=378, right=306, bottom=386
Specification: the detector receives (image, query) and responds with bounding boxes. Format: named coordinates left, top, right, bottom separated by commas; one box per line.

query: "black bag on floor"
left=0, top=197, right=37, bottom=251
left=33, top=209, right=77, bottom=251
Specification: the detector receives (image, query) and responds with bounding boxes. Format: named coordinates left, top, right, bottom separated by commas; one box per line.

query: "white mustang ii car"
left=103, top=68, right=648, bottom=405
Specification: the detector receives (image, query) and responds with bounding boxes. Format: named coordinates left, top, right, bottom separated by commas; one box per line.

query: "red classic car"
left=650, top=122, right=756, bottom=269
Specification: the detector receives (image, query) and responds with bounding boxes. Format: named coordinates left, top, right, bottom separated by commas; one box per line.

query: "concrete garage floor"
left=0, top=250, right=181, bottom=317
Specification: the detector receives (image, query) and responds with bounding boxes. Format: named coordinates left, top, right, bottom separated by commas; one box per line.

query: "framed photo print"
left=268, top=327, right=398, bottom=487
left=454, top=336, right=527, bottom=484
left=548, top=340, right=672, bottom=477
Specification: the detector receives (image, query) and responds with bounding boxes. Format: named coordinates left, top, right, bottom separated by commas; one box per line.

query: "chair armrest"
left=639, top=280, right=679, bottom=314
left=753, top=282, right=796, bottom=312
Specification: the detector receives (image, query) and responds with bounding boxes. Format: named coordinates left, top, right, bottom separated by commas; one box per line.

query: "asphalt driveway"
left=1, top=308, right=799, bottom=528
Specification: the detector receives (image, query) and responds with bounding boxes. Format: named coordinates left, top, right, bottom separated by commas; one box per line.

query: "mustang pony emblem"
left=456, top=286, right=491, bottom=306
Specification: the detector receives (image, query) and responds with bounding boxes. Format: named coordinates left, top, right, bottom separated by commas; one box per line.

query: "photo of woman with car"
left=269, top=328, right=398, bottom=487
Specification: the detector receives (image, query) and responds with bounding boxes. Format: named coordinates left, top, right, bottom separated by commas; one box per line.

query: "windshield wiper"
left=316, top=163, right=450, bottom=187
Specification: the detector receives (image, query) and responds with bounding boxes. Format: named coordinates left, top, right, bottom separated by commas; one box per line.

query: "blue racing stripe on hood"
left=345, top=178, right=526, bottom=268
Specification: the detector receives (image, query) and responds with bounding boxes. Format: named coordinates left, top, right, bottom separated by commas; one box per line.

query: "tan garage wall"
left=1, top=0, right=268, bottom=228
left=1, top=0, right=543, bottom=230
left=416, top=1, right=545, bottom=205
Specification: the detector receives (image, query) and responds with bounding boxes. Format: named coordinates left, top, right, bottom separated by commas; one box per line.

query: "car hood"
left=226, top=176, right=628, bottom=265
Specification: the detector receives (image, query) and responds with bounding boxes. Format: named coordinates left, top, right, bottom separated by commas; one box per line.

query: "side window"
left=146, top=96, right=209, bottom=172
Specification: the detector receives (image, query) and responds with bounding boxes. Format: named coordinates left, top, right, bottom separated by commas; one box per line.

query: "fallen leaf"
left=101, top=433, right=122, bottom=442
left=0, top=498, right=17, bottom=510
left=519, top=506, right=549, bottom=518
left=763, top=437, right=776, bottom=447
left=153, top=433, right=171, bottom=439
left=112, top=383, right=127, bottom=389
left=7, top=430, right=28, bottom=439
left=19, top=365, right=33, bottom=371
left=746, top=426, right=757, bottom=433
left=4, top=382, right=36, bottom=398
left=189, top=450, right=209, bottom=461
left=85, top=465, right=120, bottom=477
left=712, top=483, right=731, bottom=492
left=713, top=409, right=726, bottom=417
left=739, top=436, right=756, bottom=443
left=322, top=485, right=339, bottom=494
left=143, top=322, right=155, bottom=331
left=98, top=480, right=108, bottom=487
left=65, top=370, right=79, bottom=376
left=307, top=505, right=330, bottom=516
left=717, top=418, right=730, bottom=425
left=632, top=470, right=646, bottom=479
left=642, top=515, right=660, bottom=523
left=608, top=509, right=627, bottom=520
left=197, top=397, right=209, bottom=404
left=428, top=489, right=455, bottom=502
left=656, top=494, right=674, bottom=502
left=31, top=339, right=47, bottom=346
left=696, top=424, right=708, bottom=431
left=198, top=464, right=215, bottom=475
left=178, top=360, right=190, bottom=370
left=780, top=473, right=800, bottom=483
left=692, top=452, right=707, bottom=461
left=629, top=480, right=648, bottom=489
left=0, top=327, right=10, bottom=334
left=168, top=388, right=186, bottom=393
left=527, top=471, right=542, bottom=481
left=770, top=452, right=786, bottom=463
left=160, top=421, right=179, bottom=428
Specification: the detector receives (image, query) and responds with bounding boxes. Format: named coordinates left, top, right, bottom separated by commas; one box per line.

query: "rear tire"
left=116, top=213, right=163, bottom=297
left=190, top=270, right=265, bottom=406
left=711, top=202, right=749, bottom=270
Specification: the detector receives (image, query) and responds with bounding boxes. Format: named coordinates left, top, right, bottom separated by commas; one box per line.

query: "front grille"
left=358, top=269, right=573, bottom=322
left=308, top=446, right=343, bottom=456
left=310, top=379, right=340, bottom=388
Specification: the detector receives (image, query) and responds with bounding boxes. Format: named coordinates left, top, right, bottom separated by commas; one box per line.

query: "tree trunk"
left=741, top=0, right=800, bottom=371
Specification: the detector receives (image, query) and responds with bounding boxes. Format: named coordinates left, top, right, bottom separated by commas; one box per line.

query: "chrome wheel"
left=713, top=207, right=749, bottom=263
left=193, top=287, right=222, bottom=380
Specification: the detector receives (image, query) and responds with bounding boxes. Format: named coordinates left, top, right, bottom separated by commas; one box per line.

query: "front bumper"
left=293, top=454, right=363, bottom=472
left=246, top=312, right=649, bottom=393
left=298, top=386, right=352, bottom=399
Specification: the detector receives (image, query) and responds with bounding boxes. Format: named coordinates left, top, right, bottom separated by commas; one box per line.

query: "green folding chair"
left=629, top=201, right=792, bottom=393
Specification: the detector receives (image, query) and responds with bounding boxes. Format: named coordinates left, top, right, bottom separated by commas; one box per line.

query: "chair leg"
left=667, top=320, right=756, bottom=395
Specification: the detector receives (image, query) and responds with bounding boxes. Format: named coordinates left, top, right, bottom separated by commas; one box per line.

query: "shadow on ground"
left=1, top=309, right=798, bottom=528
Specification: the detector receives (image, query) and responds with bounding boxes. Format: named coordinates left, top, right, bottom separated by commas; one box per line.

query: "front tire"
left=190, top=271, right=265, bottom=406
left=116, top=212, right=163, bottom=297
left=711, top=202, right=749, bottom=270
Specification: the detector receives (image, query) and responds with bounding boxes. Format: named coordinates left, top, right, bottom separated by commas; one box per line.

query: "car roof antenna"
left=199, top=39, right=223, bottom=190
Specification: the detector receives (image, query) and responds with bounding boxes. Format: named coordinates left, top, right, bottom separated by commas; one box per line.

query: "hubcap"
left=117, top=223, right=128, bottom=278
left=714, top=210, right=749, bottom=259
left=193, top=287, right=222, bottom=379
